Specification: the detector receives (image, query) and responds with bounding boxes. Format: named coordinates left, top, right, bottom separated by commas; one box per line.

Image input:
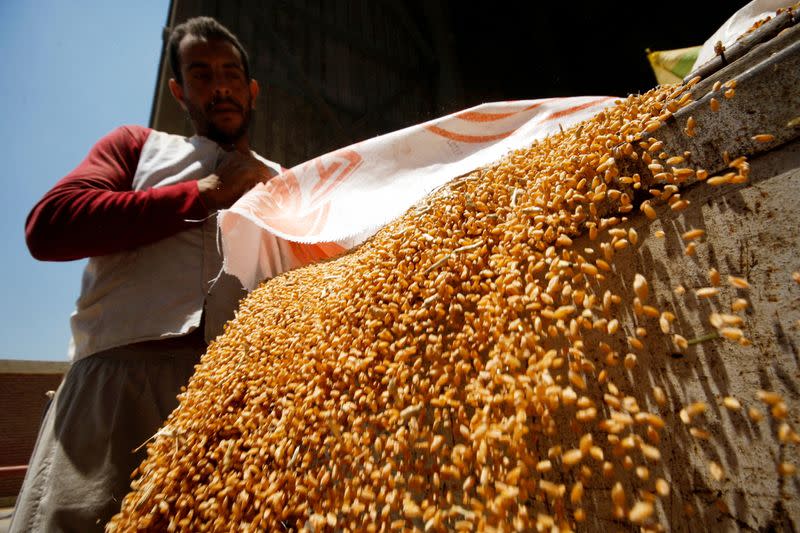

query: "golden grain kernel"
left=686, top=75, right=701, bottom=87
left=539, top=480, right=565, bottom=499
left=633, top=274, right=649, bottom=300
left=585, top=446, right=602, bottom=462
left=722, top=397, right=741, bottom=411
left=731, top=298, right=749, bottom=312
left=403, top=498, right=422, bottom=519
left=563, top=448, right=583, bottom=467
left=695, top=287, right=719, bottom=298
left=671, top=197, right=689, bottom=212
left=719, top=327, right=743, bottom=341
left=641, top=202, right=657, bottom=220
left=687, top=402, right=707, bottom=417
left=640, top=443, right=661, bottom=462
left=752, top=134, right=775, bottom=143
left=739, top=336, right=752, bottom=346
left=757, top=390, right=782, bottom=405
left=627, top=336, right=644, bottom=351
left=568, top=482, right=584, bottom=505
left=556, top=234, right=573, bottom=247
left=673, top=334, right=688, bottom=351
left=596, top=258, right=611, bottom=272
left=581, top=262, right=598, bottom=277
left=710, top=97, right=720, bottom=112
left=576, top=407, right=597, bottom=422
left=772, top=402, right=788, bottom=419
left=719, top=314, right=744, bottom=327
left=690, top=427, right=710, bottom=439
left=652, top=386, right=667, bottom=407
left=728, top=275, right=750, bottom=289
left=611, top=482, right=625, bottom=507
left=748, top=407, right=764, bottom=422
left=655, top=478, right=670, bottom=497
left=709, top=461, right=724, bottom=481
left=682, top=229, right=705, bottom=241
left=778, top=462, right=797, bottom=476
left=629, top=500, right=654, bottom=524
left=707, top=175, right=730, bottom=186
left=724, top=88, right=735, bottom=99
left=778, top=423, right=794, bottom=443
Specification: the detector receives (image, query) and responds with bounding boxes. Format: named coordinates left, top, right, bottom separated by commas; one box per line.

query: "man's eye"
left=193, top=73, right=212, bottom=81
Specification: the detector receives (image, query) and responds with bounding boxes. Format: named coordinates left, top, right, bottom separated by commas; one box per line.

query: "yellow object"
left=647, top=46, right=702, bottom=84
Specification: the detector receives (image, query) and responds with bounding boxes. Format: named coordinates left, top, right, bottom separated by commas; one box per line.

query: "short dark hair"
left=167, top=16, right=251, bottom=85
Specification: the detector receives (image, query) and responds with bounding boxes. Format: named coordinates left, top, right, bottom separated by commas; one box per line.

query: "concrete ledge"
left=0, top=360, right=70, bottom=375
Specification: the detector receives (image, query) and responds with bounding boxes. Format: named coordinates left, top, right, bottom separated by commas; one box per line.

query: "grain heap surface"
left=109, top=78, right=796, bottom=532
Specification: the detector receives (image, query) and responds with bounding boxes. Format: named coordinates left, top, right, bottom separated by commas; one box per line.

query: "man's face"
left=170, top=35, right=258, bottom=148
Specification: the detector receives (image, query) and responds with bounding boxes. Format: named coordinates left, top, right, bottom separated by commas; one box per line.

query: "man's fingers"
left=214, top=152, right=274, bottom=196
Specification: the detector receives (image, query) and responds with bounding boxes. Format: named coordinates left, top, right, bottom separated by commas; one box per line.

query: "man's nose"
left=212, top=75, right=233, bottom=97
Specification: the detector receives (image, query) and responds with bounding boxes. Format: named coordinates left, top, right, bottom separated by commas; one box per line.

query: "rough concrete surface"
left=567, top=140, right=799, bottom=531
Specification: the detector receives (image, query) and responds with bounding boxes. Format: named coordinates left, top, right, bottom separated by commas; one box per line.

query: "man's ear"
left=249, top=79, right=260, bottom=110
left=168, top=78, right=188, bottom=111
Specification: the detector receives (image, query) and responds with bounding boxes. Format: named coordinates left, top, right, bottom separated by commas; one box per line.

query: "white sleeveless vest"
left=68, top=131, right=291, bottom=361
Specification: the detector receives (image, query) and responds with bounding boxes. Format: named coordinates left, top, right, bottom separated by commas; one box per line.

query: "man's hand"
left=197, top=151, right=276, bottom=211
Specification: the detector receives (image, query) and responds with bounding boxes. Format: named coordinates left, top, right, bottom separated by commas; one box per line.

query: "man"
left=12, top=17, right=284, bottom=532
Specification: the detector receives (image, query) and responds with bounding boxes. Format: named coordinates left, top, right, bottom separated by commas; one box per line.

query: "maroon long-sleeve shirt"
left=25, top=125, right=210, bottom=261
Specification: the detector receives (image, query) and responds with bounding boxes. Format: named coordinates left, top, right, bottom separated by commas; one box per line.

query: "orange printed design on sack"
left=256, top=148, right=363, bottom=236
left=544, top=97, right=615, bottom=121
left=424, top=125, right=514, bottom=144
left=287, top=241, right=347, bottom=267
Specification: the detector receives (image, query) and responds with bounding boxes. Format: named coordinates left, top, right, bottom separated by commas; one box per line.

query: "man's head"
left=167, top=17, right=258, bottom=149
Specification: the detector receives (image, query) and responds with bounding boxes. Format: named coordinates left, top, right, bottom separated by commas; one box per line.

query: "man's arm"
left=25, top=126, right=209, bottom=261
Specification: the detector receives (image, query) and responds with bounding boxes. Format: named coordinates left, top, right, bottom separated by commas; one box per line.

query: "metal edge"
left=684, top=8, right=798, bottom=84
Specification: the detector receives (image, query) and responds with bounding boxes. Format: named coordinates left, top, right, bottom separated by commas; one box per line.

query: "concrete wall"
left=566, top=140, right=800, bottom=531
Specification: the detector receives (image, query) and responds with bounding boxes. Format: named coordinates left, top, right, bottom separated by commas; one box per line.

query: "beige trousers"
left=9, top=332, right=204, bottom=533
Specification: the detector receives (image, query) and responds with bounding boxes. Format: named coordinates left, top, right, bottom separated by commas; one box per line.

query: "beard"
left=186, top=95, right=253, bottom=148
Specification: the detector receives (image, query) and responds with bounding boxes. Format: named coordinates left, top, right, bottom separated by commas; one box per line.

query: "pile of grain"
left=108, top=78, right=795, bottom=532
